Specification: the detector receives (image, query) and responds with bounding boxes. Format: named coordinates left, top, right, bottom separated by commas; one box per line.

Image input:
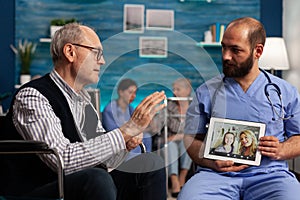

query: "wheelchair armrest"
left=139, top=143, right=146, bottom=153
left=0, top=140, right=65, bottom=199
left=0, top=140, right=50, bottom=152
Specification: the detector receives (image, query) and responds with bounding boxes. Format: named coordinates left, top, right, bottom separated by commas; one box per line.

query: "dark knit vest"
left=0, top=74, right=82, bottom=196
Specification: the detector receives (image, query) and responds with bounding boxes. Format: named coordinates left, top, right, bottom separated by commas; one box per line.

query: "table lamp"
left=259, top=37, right=290, bottom=74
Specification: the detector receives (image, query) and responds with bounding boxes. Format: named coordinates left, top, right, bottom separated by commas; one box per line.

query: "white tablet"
left=204, top=117, right=266, bottom=166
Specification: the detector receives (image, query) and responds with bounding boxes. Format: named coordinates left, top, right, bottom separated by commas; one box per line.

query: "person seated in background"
left=1, top=23, right=167, bottom=200
left=157, top=78, right=193, bottom=198
left=102, top=78, right=153, bottom=154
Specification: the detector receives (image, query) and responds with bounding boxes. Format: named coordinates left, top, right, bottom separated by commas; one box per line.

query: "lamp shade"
left=259, top=37, right=290, bottom=70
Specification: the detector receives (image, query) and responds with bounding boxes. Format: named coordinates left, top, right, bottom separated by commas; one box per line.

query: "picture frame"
left=139, top=36, right=168, bottom=58
left=146, top=9, right=174, bottom=30
left=204, top=117, right=266, bottom=166
left=123, top=4, right=145, bottom=33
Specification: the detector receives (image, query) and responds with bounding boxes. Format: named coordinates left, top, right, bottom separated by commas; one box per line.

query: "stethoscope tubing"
left=211, top=69, right=292, bottom=121
left=260, top=69, right=292, bottom=120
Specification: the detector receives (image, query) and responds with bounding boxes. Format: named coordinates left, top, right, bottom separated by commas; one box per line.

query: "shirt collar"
left=50, top=70, right=91, bottom=103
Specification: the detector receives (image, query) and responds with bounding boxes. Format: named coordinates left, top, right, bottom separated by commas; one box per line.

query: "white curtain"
left=283, top=0, right=300, bottom=91
left=283, top=0, right=300, bottom=173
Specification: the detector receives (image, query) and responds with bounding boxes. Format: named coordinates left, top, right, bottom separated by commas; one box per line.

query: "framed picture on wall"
left=204, top=117, right=266, bottom=166
left=146, top=9, right=174, bottom=30
left=139, top=36, right=168, bottom=58
left=123, top=4, right=145, bottom=33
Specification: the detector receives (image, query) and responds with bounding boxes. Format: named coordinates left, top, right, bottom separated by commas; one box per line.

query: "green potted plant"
left=50, top=18, right=78, bottom=37
left=10, top=39, right=37, bottom=85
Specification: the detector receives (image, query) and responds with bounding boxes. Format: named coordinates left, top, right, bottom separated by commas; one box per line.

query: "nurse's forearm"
left=184, top=134, right=206, bottom=166
left=281, top=135, right=300, bottom=159
left=259, top=135, right=300, bottom=160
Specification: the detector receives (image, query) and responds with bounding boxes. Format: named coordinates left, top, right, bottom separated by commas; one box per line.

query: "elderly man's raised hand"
left=120, top=91, right=166, bottom=142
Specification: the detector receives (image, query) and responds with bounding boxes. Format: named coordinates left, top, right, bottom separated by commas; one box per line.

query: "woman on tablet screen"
left=214, top=131, right=235, bottom=154
left=238, top=130, right=258, bottom=157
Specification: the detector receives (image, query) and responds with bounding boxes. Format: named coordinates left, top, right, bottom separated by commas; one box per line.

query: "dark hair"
left=117, top=78, right=137, bottom=92
left=227, top=17, right=266, bottom=51
left=222, top=132, right=235, bottom=146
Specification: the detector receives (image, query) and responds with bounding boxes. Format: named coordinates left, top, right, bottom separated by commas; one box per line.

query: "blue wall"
left=0, top=0, right=282, bottom=112
left=0, top=0, right=15, bottom=111
left=261, top=0, right=282, bottom=37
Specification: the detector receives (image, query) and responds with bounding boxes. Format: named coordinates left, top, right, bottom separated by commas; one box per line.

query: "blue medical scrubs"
left=179, top=71, right=300, bottom=200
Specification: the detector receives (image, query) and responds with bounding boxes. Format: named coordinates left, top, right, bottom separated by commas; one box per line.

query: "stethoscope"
left=260, top=68, right=293, bottom=121
left=212, top=69, right=293, bottom=121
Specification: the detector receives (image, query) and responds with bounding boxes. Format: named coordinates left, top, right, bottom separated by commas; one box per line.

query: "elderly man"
left=1, top=23, right=166, bottom=200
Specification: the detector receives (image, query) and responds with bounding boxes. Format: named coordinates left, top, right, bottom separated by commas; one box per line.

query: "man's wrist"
left=119, top=128, right=132, bottom=143
left=119, top=120, right=142, bottom=142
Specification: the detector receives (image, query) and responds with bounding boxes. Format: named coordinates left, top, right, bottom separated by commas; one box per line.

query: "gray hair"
left=50, top=23, right=84, bottom=65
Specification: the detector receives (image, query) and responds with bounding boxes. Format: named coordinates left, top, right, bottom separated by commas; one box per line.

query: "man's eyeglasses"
left=72, top=43, right=103, bottom=61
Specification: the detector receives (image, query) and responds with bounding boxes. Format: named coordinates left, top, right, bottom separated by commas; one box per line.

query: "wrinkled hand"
left=258, top=136, right=283, bottom=160
left=126, top=136, right=142, bottom=151
left=120, top=91, right=166, bottom=141
left=209, top=159, right=249, bottom=172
